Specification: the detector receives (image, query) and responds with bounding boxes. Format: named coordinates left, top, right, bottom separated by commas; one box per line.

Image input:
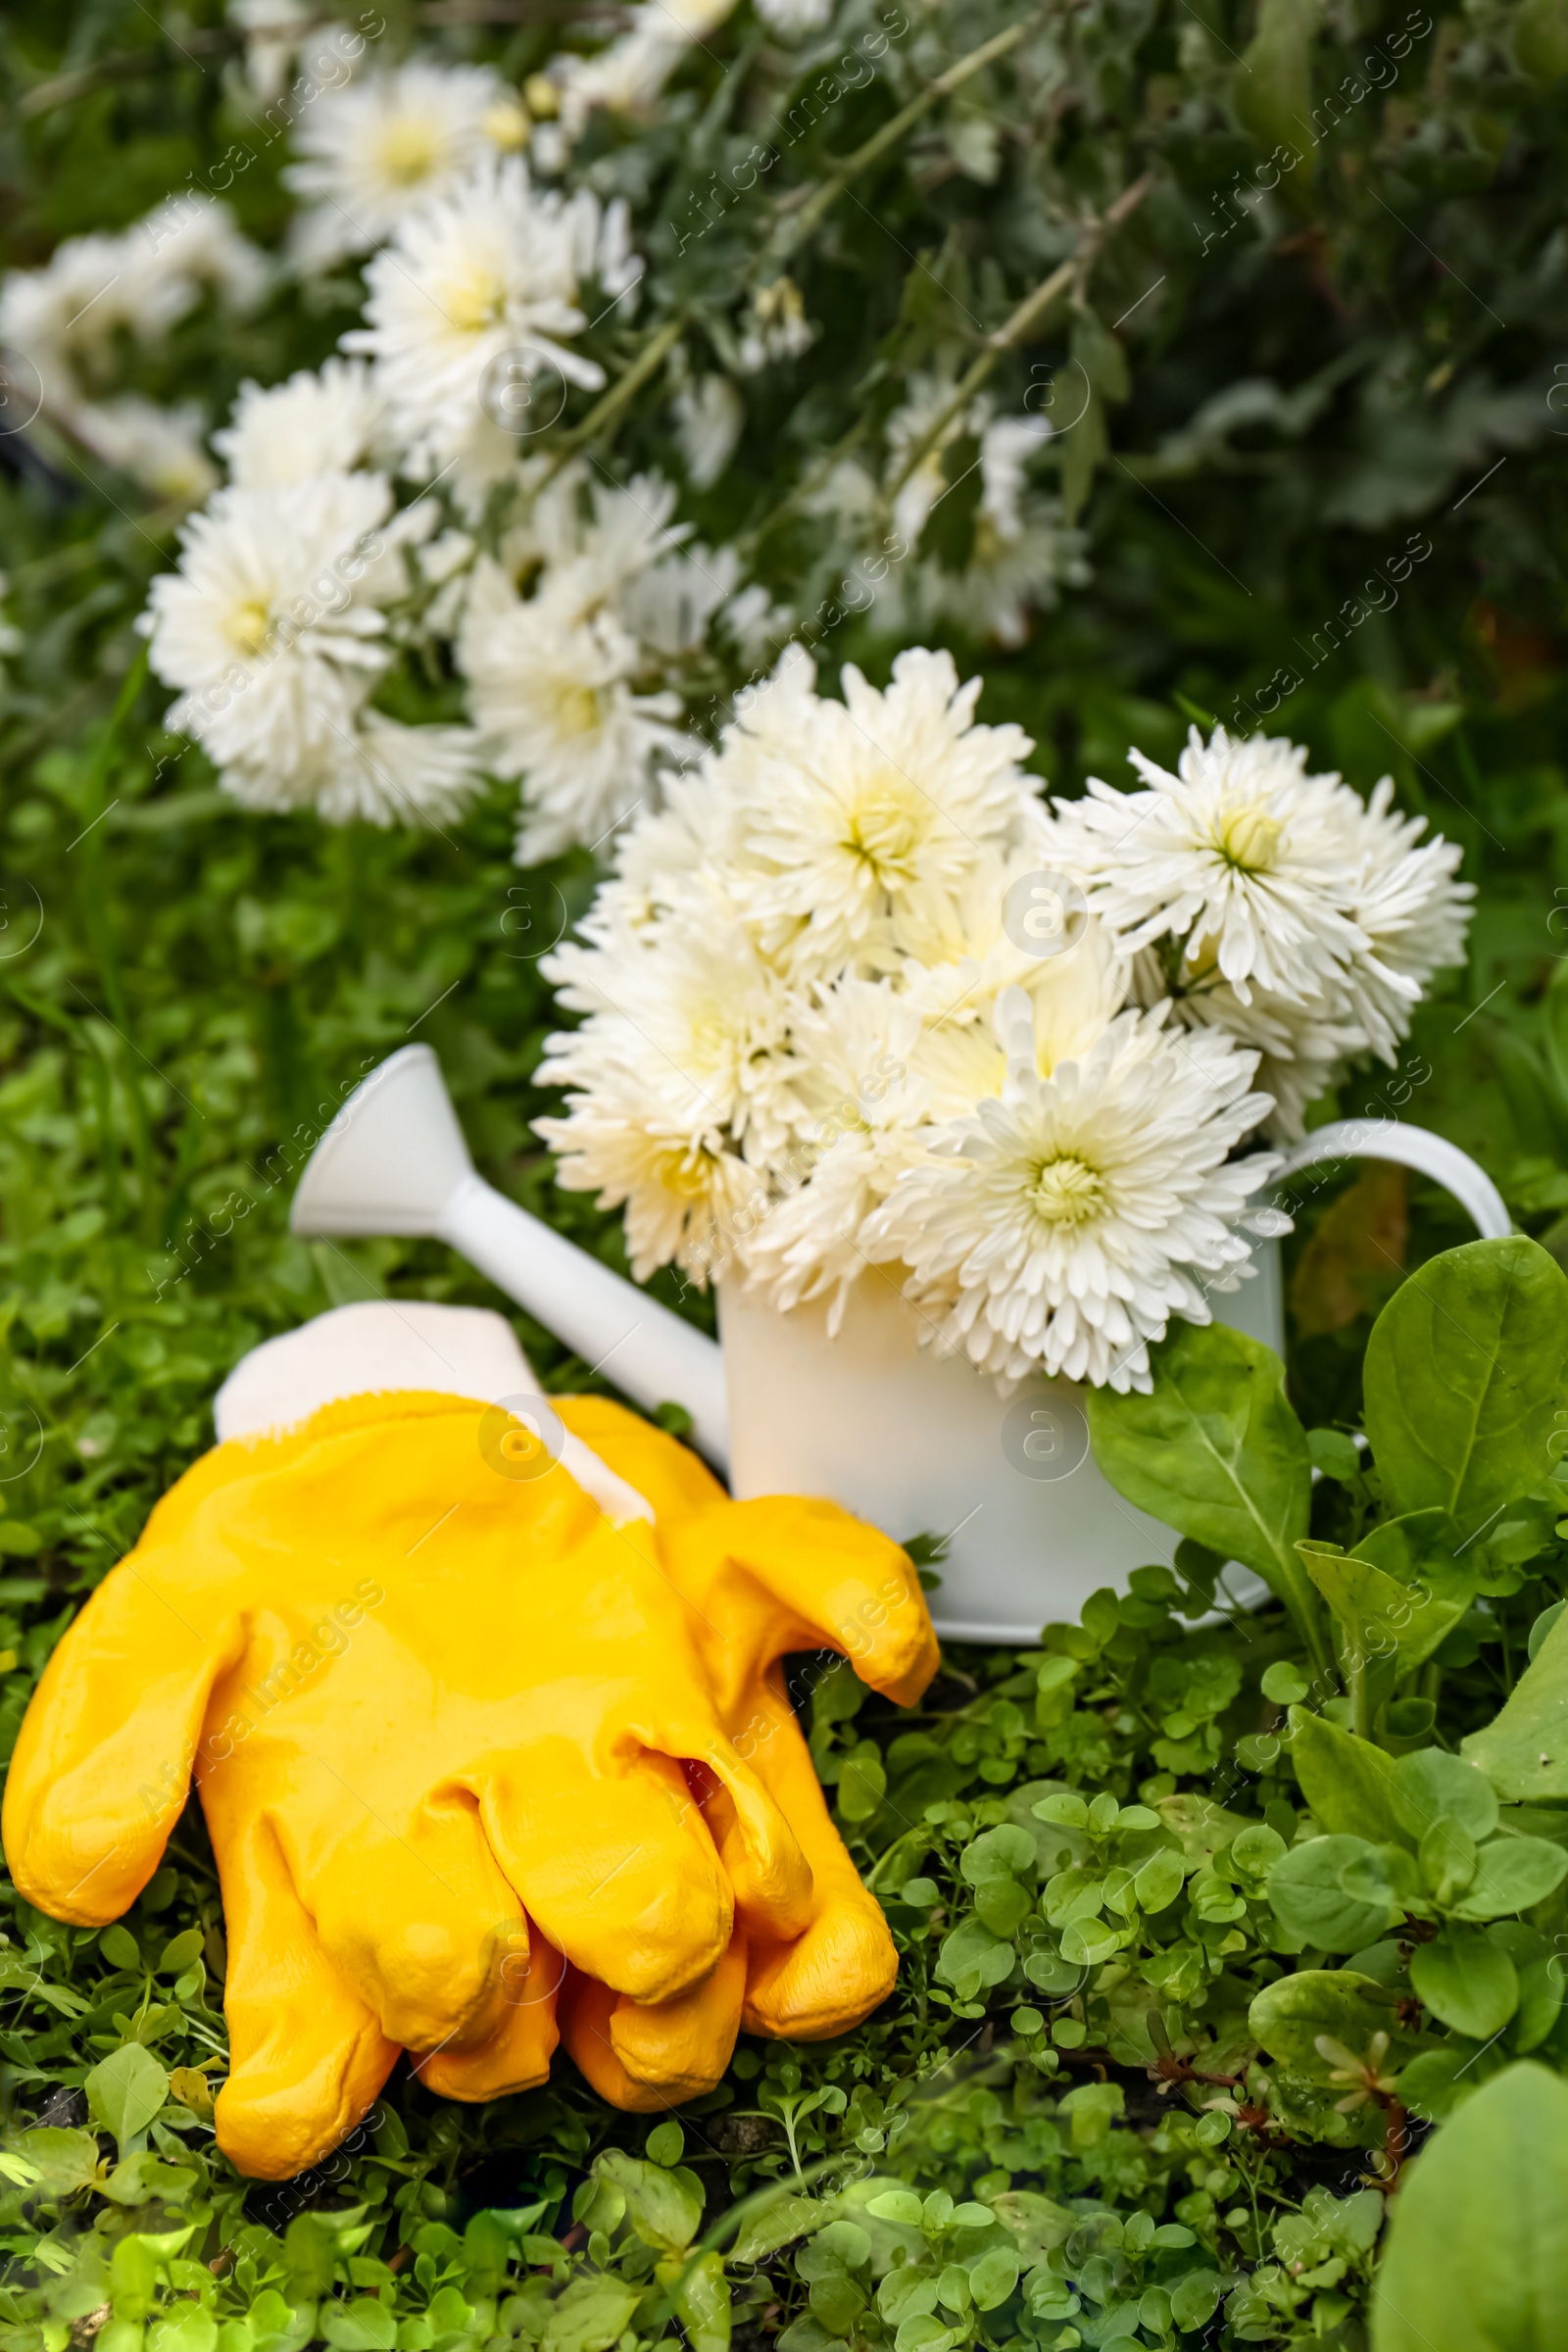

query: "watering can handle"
left=1268, top=1117, right=1512, bottom=1240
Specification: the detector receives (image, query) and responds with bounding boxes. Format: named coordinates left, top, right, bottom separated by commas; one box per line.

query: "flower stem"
left=885, top=171, right=1154, bottom=503
left=767, top=16, right=1037, bottom=260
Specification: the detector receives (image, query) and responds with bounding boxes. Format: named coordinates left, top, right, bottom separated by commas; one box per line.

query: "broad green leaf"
left=86, top=2045, right=170, bottom=2155
left=960, top=1826, right=1037, bottom=1884
left=1235, top=0, right=1319, bottom=172
left=593, top=2150, right=704, bottom=2252
left=100, top=1925, right=141, bottom=1974
left=543, top=2276, right=642, bottom=2352
left=991, top=2192, right=1075, bottom=2264
left=1363, top=1237, right=1568, bottom=1542
left=1267, top=1837, right=1398, bottom=1951
left=728, top=2192, right=825, bottom=2267
left=669, top=2248, right=731, bottom=2352
left=318, top=2304, right=394, bottom=2352
left=866, top=2191, right=925, bottom=2228
left=1393, top=1747, right=1499, bottom=1844
left=936, top=1916, right=1016, bottom=1997
left=1464, top=1607, right=1568, bottom=1799
left=1249, top=1971, right=1402, bottom=2078
left=1133, top=1848, right=1186, bottom=1913
left=1454, top=1837, right=1568, bottom=1920
left=967, top=2249, right=1020, bottom=2311
left=1086, top=1322, right=1321, bottom=1651
left=1286, top=1708, right=1403, bottom=1842
left=17, top=2128, right=107, bottom=2196
left=1372, top=2064, right=1568, bottom=2350
left=1410, top=1926, right=1519, bottom=2038
left=1302, top=1526, right=1476, bottom=1680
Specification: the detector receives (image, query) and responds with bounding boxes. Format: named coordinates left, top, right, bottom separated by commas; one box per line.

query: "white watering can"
left=290, top=1046, right=1510, bottom=1643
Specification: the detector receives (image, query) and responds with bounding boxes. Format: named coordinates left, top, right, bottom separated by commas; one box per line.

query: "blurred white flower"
left=283, top=61, right=528, bottom=268
left=74, top=397, right=218, bottom=506
left=344, top=159, right=631, bottom=478
left=549, top=0, right=737, bottom=135
left=0, top=197, right=265, bottom=411
left=125, top=194, right=270, bottom=325
left=459, top=559, right=687, bottom=863
left=142, top=472, right=477, bottom=824
left=885, top=378, right=1080, bottom=647
left=737, top=277, right=815, bottom=373
left=866, top=989, right=1273, bottom=1391
left=673, top=374, right=744, bottom=488
left=227, top=0, right=312, bottom=104
left=756, top=0, right=834, bottom=29
left=1341, top=774, right=1472, bottom=1059
left=214, top=359, right=384, bottom=488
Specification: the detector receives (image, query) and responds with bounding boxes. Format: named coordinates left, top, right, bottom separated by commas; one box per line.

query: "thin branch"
left=767, top=15, right=1038, bottom=260
left=885, top=169, right=1154, bottom=503
left=538, top=313, right=689, bottom=483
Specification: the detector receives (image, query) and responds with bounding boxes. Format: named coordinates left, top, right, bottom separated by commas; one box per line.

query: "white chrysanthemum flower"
left=718, top=646, right=1037, bottom=973
left=544, top=884, right=790, bottom=1152
left=1051, top=726, right=1369, bottom=1007
left=1055, top=730, right=1472, bottom=1133
left=550, top=0, right=737, bottom=134
left=214, top=359, right=384, bottom=488
left=344, top=158, right=630, bottom=479
left=124, top=194, right=270, bottom=326
left=1340, top=775, right=1472, bottom=1058
left=74, top=397, right=218, bottom=506
left=866, top=989, right=1275, bottom=1391
left=459, top=559, right=687, bottom=864
left=283, top=62, right=528, bottom=267
left=143, top=472, right=397, bottom=790
left=218, top=708, right=482, bottom=827
left=747, top=978, right=932, bottom=1323
left=535, top=1043, right=762, bottom=1283
left=0, top=197, right=265, bottom=408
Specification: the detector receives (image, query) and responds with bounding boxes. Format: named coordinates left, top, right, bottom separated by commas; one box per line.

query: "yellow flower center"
left=1215, top=800, right=1283, bottom=873
left=373, top=117, right=444, bottom=188
left=549, top=681, right=606, bottom=739
left=656, top=1146, right=716, bottom=1200
left=1031, top=1153, right=1104, bottom=1225
left=442, top=265, right=509, bottom=335
left=225, top=597, right=272, bottom=657
left=483, top=98, right=529, bottom=151
left=843, top=780, right=926, bottom=884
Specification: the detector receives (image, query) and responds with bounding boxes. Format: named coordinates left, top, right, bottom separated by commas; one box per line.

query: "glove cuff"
left=215, top=1301, right=655, bottom=1526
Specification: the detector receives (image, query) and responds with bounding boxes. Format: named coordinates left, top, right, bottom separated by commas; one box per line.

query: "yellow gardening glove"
left=2, top=1305, right=937, bottom=2177
left=536, top=1396, right=937, bottom=2113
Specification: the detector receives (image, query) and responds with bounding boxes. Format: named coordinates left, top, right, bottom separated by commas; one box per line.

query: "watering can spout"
left=289, top=1047, right=730, bottom=1469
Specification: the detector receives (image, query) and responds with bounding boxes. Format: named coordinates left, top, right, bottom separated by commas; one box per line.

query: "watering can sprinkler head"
left=290, top=1046, right=731, bottom=1470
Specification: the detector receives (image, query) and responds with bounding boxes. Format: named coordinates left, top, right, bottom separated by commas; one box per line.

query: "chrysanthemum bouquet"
left=539, top=652, right=1470, bottom=1391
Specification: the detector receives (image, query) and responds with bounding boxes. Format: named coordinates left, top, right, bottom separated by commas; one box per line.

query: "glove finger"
left=666, top=1497, right=939, bottom=1709
left=415, top=1922, right=564, bottom=2102
left=558, top=1938, right=746, bottom=2111
left=733, top=1684, right=898, bottom=2041
left=475, top=1748, right=732, bottom=2005
left=292, top=1788, right=529, bottom=2053
left=3, top=1557, right=243, bottom=1925
left=213, top=1815, right=398, bottom=2182
left=662, top=1740, right=813, bottom=1941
